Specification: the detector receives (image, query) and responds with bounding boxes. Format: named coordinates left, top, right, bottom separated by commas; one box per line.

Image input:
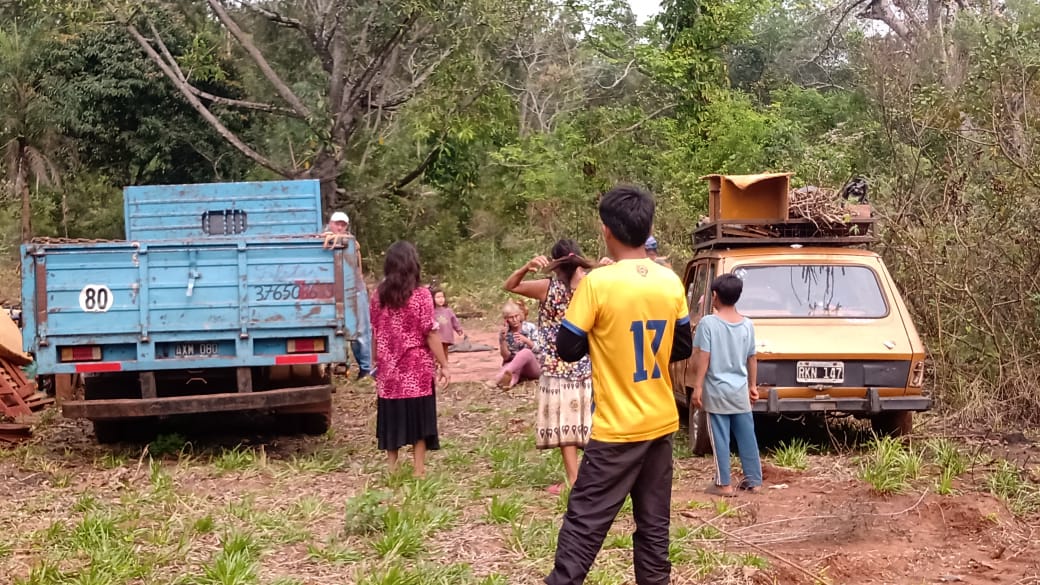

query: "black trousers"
left=545, top=434, right=673, bottom=585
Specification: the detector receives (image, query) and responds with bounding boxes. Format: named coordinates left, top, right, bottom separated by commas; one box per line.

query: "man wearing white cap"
left=326, top=211, right=374, bottom=380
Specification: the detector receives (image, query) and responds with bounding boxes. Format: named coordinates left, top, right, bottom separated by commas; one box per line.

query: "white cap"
left=330, top=211, right=349, bottom=223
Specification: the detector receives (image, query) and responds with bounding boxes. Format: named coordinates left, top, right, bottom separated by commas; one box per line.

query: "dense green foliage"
left=1, top=0, right=1038, bottom=423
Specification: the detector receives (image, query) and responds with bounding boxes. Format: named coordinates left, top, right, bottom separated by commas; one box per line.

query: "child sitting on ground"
left=692, top=273, right=763, bottom=496
left=431, top=287, right=465, bottom=359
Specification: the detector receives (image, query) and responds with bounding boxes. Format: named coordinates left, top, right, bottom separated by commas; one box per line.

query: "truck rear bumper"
left=62, top=385, right=332, bottom=420
left=752, top=387, right=931, bottom=414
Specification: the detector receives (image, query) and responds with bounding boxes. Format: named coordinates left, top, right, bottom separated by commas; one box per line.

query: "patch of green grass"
left=858, top=436, right=923, bottom=494
left=149, top=459, right=175, bottom=494
left=356, top=561, right=487, bottom=585
left=604, top=532, right=633, bottom=549
left=987, top=459, right=1040, bottom=517
left=14, top=562, right=63, bottom=585
left=227, top=496, right=257, bottom=522
left=345, top=481, right=456, bottom=559
left=212, top=445, right=265, bottom=473
left=739, top=552, right=769, bottom=569
left=185, top=531, right=262, bottom=585
left=485, top=495, right=524, bottom=524
left=771, top=438, right=811, bottom=470
left=507, top=519, right=558, bottom=559
left=306, top=541, right=363, bottom=565
left=672, top=434, right=694, bottom=460
left=668, top=539, right=693, bottom=565
left=344, top=489, right=391, bottom=536
left=283, top=447, right=349, bottom=474
left=927, top=438, right=969, bottom=476
left=688, top=524, right=722, bottom=540
left=72, top=494, right=101, bottom=513
left=149, top=433, right=189, bottom=458
left=927, top=438, right=969, bottom=495
left=288, top=496, right=329, bottom=523
left=251, top=507, right=312, bottom=545
left=586, top=566, right=627, bottom=585
left=712, top=499, right=739, bottom=518
left=194, top=516, right=216, bottom=534
left=93, top=451, right=129, bottom=470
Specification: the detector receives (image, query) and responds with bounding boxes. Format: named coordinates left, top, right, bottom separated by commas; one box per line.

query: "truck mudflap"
left=61, top=384, right=332, bottom=420
left=752, top=387, right=932, bottom=414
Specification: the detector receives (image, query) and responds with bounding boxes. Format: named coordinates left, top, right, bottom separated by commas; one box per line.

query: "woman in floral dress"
left=504, top=239, right=595, bottom=494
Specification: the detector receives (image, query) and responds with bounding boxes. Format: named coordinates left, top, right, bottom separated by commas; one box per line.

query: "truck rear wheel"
left=871, top=411, right=913, bottom=436
left=689, top=401, right=712, bottom=456
left=92, top=420, right=126, bottom=444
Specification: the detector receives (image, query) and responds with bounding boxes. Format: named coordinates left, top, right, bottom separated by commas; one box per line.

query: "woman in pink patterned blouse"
left=370, top=241, right=450, bottom=477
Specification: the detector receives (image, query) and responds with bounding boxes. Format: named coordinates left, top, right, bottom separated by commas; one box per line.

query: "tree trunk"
left=307, top=151, right=341, bottom=214
left=15, top=146, right=31, bottom=242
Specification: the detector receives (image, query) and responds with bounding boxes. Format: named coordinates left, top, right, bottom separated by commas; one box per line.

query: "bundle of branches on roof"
left=788, top=186, right=848, bottom=226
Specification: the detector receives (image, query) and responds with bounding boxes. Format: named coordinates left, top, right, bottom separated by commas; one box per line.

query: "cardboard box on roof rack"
left=701, top=173, right=792, bottom=222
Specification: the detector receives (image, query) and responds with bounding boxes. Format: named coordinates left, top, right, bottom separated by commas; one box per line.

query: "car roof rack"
left=692, top=217, right=876, bottom=250
left=693, top=173, right=876, bottom=250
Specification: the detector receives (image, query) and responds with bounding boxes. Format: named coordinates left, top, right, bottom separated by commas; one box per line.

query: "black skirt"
left=376, top=390, right=440, bottom=451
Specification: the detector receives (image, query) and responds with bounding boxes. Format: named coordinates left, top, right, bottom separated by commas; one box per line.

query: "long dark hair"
left=546, top=238, right=595, bottom=285
left=378, top=241, right=422, bottom=309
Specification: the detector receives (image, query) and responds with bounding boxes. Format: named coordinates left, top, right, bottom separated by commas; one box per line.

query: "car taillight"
left=287, top=338, right=326, bottom=353
left=59, top=346, right=102, bottom=362
left=910, top=361, right=925, bottom=387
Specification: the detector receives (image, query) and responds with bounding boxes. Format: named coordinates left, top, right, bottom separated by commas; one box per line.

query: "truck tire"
left=92, top=420, right=127, bottom=444
left=871, top=411, right=913, bottom=436
left=299, top=412, right=331, bottom=435
left=689, top=402, right=712, bottom=456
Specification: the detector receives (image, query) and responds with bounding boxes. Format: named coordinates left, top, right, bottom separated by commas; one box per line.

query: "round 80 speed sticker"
left=79, top=285, right=113, bottom=312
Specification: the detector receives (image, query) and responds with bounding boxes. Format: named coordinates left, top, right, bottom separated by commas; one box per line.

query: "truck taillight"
left=60, top=346, right=102, bottom=362
left=287, top=338, right=326, bottom=353
left=910, top=361, right=925, bottom=387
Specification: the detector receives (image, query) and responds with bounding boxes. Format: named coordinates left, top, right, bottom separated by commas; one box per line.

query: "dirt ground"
left=2, top=322, right=1039, bottom=585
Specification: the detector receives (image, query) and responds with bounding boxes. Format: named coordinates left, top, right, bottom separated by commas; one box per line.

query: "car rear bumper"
left=62, top=385, right=332, bottom=420
left=752, top=387, right=931, bottom=414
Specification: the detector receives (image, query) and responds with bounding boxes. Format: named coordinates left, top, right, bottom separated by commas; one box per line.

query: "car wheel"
left=689, top=400, right=712, bottom=456
left=871, top=411, right=913, bottom=436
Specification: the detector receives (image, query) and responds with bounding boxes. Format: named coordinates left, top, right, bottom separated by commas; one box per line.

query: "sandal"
left=705, top=484, right=737, bottom=498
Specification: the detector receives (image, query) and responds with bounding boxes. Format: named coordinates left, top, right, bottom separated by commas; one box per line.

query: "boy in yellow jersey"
left=547, top=185, right=692, bottom=585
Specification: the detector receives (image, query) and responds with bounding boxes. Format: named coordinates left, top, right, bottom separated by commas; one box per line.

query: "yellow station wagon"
left=672, top=174, right=930, bottom=454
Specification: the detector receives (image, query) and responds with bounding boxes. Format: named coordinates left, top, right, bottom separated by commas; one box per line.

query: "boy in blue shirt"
left=692, top=273, right=763, bottom=496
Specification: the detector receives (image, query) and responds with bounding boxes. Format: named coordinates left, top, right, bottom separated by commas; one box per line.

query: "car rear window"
left=733, top=264, right=888, bottom=318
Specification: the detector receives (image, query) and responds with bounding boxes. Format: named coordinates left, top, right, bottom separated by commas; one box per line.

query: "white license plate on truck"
left=796, top=361, right=844, bottom=384
left=176, top=343, right=220, bottom=357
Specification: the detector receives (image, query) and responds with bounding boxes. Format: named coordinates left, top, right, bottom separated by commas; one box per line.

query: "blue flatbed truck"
left=20, top=180, right=367, bottom=441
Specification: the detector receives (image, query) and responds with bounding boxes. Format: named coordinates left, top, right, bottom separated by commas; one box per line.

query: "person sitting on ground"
left=325, top=211, right=374, bottom=380
left=645, top=236, right=671, bottom=269
left=489, top=300, right=540, bottom=389
left=692, top=273, right=763, bottom=497
left=431, top=287, right=465, bottom=360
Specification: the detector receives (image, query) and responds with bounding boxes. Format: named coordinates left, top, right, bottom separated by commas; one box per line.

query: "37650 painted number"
left=254, top=282, right=335, bottom=302
left=79, top=285, right=113, bottom=312
left=255, top=284, right=300, bottom=301
left=630, top=320, right=667, bottom=382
